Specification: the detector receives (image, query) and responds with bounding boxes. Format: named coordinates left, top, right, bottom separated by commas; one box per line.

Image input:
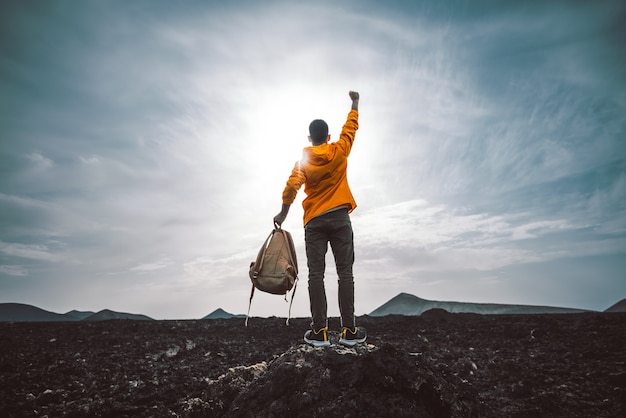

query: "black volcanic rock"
left=0, top=314, right=625, bottom=417
left=82, top=309, right=154, bottom=321
left=0, top=303, right=68, bottom=322
left=370, top=292, right=590, bottom=316
left=218, top=342, right=483, bottom=417
left=605, top=298, right=626, bottom=312
left=420, top=307, right=450, bottom=319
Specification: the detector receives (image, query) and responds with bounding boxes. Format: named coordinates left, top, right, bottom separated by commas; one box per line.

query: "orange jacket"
left=282, top=109, right=359, bottom=226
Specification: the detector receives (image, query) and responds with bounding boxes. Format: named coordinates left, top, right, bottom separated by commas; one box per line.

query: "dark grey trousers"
left=304, top=208, right=355, bottom=331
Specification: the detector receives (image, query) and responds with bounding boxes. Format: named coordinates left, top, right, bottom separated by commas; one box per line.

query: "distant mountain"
left=0, top=304, right=154, bottom=322
left=64, top=310, right=96, bottom=321
left=0, top=303, right=69, bottom=322
left=83, top=309, right=154, bottom=321
left=370, top=293, right=590, bottom=316
left=203, top=308, right=245, bottom=319
left=604, top=298, right=626, bottom=313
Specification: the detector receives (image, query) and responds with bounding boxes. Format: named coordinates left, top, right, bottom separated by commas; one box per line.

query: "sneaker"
left=304, top=327, right=330, bottom=347
left=339, top=327, right=367, bottom=347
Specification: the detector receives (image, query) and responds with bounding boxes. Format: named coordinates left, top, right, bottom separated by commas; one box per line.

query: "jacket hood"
left=302, top=144, right=336, bottom=166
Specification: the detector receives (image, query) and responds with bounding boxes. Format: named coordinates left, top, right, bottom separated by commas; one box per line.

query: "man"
left=273, top=91, right=367, bottom=347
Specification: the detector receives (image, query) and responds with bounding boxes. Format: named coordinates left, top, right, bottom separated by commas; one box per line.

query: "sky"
left=1, top=0, right=625, bottom=320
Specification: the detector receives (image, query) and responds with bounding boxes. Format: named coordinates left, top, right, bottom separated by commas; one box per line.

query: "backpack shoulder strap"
left=277, top=228, right=299, bottom=326
left=279, top=228, right=298, bottom=274
left=286, top=276, right=298, bottom=326
left=244, top=283, right=255, bottom=326
left=252, top=229, right=275, bottom=279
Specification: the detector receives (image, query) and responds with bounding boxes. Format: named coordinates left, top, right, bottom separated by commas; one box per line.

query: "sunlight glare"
left=241, top=84, right=351, bottom=186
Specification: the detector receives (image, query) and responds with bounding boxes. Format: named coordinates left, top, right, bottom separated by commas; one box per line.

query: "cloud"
left=25, top=152, right=54, bottom=171
left=586, top=170, right=626, bottom=232
left=0, top=241, right=61, bottom=262
left=130, top=258, right=174, bottom=273
left=351, top=198, right=592, bottom=282
left=79, top=155, right=101, bottom=165
left=0, top=265, right=28, bottom=277
left=510, top=220, right=573, bottom=241
left=183, top=251, right=254, bottom=287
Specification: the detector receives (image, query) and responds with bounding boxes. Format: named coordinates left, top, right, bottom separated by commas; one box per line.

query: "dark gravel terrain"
left=1, top=312, right=625, bottom=417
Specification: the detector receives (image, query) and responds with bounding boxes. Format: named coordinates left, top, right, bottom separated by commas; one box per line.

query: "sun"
left=239, top=84, right=345, bottom=177
left=233, top=83, right=376, bottom=219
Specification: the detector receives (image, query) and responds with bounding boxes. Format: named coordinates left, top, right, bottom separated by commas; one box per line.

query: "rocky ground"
left=0, top=312, right=625, bottom=417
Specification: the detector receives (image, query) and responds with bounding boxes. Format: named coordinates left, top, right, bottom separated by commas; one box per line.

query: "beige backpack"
left=246, top=227, right=299, bottom=325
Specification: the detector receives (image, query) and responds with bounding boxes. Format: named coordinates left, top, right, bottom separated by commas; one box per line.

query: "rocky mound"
left=190, top=340, right=482, bottom=417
